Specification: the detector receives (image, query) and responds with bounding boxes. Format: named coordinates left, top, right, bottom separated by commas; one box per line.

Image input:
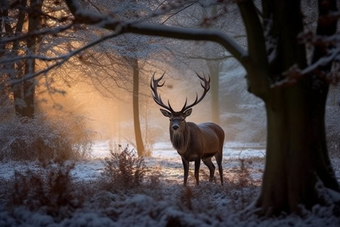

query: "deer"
left=150, top=72, right=225, bottom=186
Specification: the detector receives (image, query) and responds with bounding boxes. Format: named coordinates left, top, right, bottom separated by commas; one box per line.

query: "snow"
left=0, top=141, right=340, bottom=227
left=0, top=141, right=265, bottom=182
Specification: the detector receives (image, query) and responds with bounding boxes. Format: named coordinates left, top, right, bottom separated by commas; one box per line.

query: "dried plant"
left=102, top=145, right=147, bottom=190
left=8, top=160, right=83, bottom=220
left=225, top=158, right=259, bottom=211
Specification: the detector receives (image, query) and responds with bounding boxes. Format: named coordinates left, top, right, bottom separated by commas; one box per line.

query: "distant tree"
left=163, top=3, right=238, bottom=124
left=128, top=55, right=145, bottom=157
left=64, top=0, right=340, bottom=216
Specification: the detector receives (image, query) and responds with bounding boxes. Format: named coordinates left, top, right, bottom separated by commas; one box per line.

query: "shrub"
left=7, top=160, right=83, bottom=220
left=101, top=145, right=147, bottom=191
left=0, top=113, right=93, bottom=161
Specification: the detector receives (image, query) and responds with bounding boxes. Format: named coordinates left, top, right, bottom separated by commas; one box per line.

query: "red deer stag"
left=150, top=73, right=225, bottom=186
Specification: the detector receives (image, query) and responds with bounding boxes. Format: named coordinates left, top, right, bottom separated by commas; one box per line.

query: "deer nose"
left=172, top=125, right=179, bottom=130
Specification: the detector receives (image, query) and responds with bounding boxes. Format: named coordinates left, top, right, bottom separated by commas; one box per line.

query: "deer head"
left=150, top=72, right=210, bottom=133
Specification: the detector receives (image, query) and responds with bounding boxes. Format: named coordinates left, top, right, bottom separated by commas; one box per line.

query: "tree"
left=1, top=0, right=44, bottom=118
left=130, top=56, right=145, bottom=157
left=63, top=0, right=340, bottom=216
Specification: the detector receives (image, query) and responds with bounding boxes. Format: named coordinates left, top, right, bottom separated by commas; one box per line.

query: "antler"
left=150, top=72, right=175, bottom=112
left=180, top=73, right=210, bottom=112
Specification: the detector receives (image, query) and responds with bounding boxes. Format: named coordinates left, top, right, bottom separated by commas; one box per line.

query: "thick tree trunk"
left=256, top=84, right=340, bottom=216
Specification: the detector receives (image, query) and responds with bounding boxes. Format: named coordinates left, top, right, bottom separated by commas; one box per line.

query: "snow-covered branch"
left=302, top=47, right=340, bottom=75
left=0, top=55, right=65, bottom=65
left=63, top=0, right=248, bottom=65
left=0, top=24, right=73, bottom=44
left=9, top=31, right=122, bottom=86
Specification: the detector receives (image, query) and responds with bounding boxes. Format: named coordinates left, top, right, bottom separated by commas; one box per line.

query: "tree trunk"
left=21, top=0, right=43, bottom=118
left=9, top=0, right=27, bottom=117
left=256, top=83, right=340, bottom=216
left=11, top=0, right=42, bottom=118
left=206, top=61, right=220, bottom=124
left=204, top=5, right=221, bottom=125
left=132, top=60, right=145, bottom=156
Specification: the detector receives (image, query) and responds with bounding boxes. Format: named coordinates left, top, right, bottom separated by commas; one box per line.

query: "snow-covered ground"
left=75, top=141, right=266, bottom=184
left=0, top=141, right=266, bottom=182
left=0, top=141, right=339, bottom=227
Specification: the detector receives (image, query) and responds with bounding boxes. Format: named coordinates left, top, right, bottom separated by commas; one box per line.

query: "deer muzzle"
left=172, top=124, right=179, bottom=131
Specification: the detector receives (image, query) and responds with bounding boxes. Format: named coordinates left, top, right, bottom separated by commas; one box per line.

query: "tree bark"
left=242, top=0, right=340, bottom=216
left=256, top=83, right=340, bottom=216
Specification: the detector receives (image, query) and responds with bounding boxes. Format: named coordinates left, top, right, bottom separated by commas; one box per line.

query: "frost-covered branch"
left=0, top=55, right=66, bottom=64
left=0, top=24, right=73, bottom=44
left=302, top=47, right=340, bottom=75
left=164, top=45, right=233, bottom=61
left=64, top=0, right=248, bottom=65
left=9, top=31, right=122, bottom=86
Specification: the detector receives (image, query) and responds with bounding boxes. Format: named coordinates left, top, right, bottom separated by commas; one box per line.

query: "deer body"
left=151, top=73, right=225, bottom=186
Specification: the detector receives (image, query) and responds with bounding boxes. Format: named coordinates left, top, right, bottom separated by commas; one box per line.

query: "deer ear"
left=160, top=109, right=171, bottom=118
left=184, top=108, right=192, bottom=117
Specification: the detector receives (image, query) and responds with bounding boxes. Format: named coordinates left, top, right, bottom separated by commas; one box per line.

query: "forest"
left=1, top=0, right=340, bottom=226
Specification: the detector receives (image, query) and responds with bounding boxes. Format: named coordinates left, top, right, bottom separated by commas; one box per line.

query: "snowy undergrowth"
left=0, top=114, right=93, bottom=161
left=1, top=183, right=339, bottom=227
left=0, top=147, right=339, bottom=226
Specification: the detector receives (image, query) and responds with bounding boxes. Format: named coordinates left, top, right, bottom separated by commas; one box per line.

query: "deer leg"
left=194, top=157, right=201, bottom=185
left=215, top=152, right=223, bottom=185
left=203, top=158, right=215, bottom=182
left=181, top=157, right=189, bottom=186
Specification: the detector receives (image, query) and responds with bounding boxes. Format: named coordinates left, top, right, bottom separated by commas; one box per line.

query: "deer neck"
left=170, top=124, right=190, bottom=152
